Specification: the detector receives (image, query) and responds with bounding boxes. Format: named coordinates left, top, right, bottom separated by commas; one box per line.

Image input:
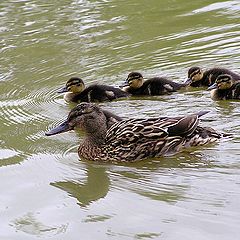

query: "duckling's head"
left=124, top=72, right=144, bottom=89
left=185, top=67, right=204, bottom=85
left=45, top=103, right=108, bottom=139
left=208, top=74, right=233, bottom=90
left=58, top=77, right=85, bottom=94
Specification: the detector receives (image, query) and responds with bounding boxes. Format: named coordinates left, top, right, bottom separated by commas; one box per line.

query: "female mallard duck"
left=121, top=72, right=187, bottom=96
left=208, top=74, right=240, bottom=100
left=58, top=77, right=130, bottom=103
left=46, top=103, right=223, bottom=162
left=185, top=66, right=240, bottom=87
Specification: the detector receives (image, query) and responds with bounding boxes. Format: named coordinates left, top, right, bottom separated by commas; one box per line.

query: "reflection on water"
left=50, top=148, right=222, bottom=209
left=0, top=0, right=240, bottom=239
left=51, top=164, right=110, bottom=207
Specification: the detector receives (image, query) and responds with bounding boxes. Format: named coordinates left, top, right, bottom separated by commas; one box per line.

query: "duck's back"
left=72, top=84, right=130, bottom=102
left=101, top=111, right=221, bottom=162
left=203, top=68, right=240, bottom=86
left=131, top=77, right=185, bottom=95
left=103, top=117, right=177, bottom=161
left=103, top=115, right=201, bottom=161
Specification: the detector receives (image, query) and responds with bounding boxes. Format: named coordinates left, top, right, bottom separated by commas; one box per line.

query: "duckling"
left=46, top=103, right=223, bottom=162
left=121, top=72, right=186, bottom=96
left=207, top=74, right=240, bottom=100
left=58, top=77, right=130, bottom=103
left=185, top=66, right=240, bottom=87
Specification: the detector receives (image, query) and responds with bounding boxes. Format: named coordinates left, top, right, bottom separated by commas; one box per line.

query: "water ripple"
left=192, top=1, right=240, bottom=15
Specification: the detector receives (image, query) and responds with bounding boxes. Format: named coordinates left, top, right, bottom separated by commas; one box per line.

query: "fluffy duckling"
left=121, top=72, right=186, bottom=96
left=208, top=74, right=240, bottom=100
left=46, top=103, right=223, bottom=162
left=185, top=66, right=240, bottom=87
left=58, top=77, right=130, bottom=103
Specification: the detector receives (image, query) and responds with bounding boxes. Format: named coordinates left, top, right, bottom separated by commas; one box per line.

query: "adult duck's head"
left=58, top=77, right=85, bottom=94
left=45, top=103, right=108, bottom=142
left=122, top=72, right=144, bottom=89
left=185, top=67, right=204, bottom=85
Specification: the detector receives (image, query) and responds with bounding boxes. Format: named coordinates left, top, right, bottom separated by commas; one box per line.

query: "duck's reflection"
left=51, top=149, right=217, bottom=207
left=51, top=163, right=109, bottom=207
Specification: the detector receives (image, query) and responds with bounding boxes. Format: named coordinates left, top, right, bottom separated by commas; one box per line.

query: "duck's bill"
left=207, top=83, right=217, bottom=90
left=57, top=86, right=68, bottom=93
left=119, top=80, right=129, bottom=88
left=184, top=78, right=192, bottom=85
left=45, top=121, right=73, bottom=136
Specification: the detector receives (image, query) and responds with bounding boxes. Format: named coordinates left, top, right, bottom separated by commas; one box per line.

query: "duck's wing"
left=167, top=111, right=209, bottom=137
left=89, top=85, right=130, bottom=101
left=104, top=86, right=130, bottom=98
left=104, top=118, right=171, bottom=161
left=106, top=111, right=208, bottom=143
left=106, top=118, right=169, bottom=144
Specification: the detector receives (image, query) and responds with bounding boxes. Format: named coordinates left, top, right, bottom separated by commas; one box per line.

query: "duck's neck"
left=88, top=131, right=106, bottom=145
left=78, top=135, right=105, bottom=161
left=78, top=117, right=108, bottom=160
left=64, top=92, right=79, bottom=102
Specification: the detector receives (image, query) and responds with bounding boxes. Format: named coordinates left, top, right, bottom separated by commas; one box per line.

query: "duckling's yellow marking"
left=190, top=69, right=204, bottom=82
left=68, top=83, right=85, bottom=93
left=128, top=78, right=143, bottom=89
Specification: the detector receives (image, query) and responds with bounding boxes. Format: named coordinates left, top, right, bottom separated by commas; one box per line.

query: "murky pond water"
left=0, top=0, right=240, bottom=239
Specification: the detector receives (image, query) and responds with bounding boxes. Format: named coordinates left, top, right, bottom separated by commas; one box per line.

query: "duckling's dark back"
left=193, top=68, right=240, bottom=87
left=132, top=77, right=186, bottom=95
left=72, top=84, right=130, bottom=102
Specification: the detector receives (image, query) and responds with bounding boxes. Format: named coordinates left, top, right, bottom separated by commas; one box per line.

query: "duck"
left=45, top=103, right=224, bottom=162
left=121, top=72, right=187, bottom=96
left=58, top=77, right=130, bottom=103
left=185, top=66, right=240, bottom=87
left=207, top=74, right=240, bottom=100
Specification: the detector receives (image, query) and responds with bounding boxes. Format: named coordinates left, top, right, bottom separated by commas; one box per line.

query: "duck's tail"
left=195, top=110, right=210, bottom=118
left=185, top=125, right=230, bottom=147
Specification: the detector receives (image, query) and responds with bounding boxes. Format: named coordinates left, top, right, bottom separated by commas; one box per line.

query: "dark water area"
left=0, top=0, right=239, bottom=239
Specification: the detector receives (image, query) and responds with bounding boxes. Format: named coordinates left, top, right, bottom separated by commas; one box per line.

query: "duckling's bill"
left=45, top=121, right=72, bottom=136
left=207, top=83, right=217, bottom=90
left=120, top=80, right=129, bottom=87
left=184, top=78, right=192, bottom=85
left=57, top=86, right=68, bottom=93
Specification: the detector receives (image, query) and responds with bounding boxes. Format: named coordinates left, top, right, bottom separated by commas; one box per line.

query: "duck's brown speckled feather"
left=46, top=103, right=224, bottom=162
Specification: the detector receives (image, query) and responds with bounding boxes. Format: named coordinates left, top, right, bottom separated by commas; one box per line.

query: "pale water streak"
left=0, top=0, right=240, bottom=239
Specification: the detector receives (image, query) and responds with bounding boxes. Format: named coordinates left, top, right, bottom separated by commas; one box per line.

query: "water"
left=0, top=0, right=240, bottom=239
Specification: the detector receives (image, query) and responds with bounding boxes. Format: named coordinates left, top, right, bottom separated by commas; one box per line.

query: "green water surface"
left=0, top=0, right=240, bottom=239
